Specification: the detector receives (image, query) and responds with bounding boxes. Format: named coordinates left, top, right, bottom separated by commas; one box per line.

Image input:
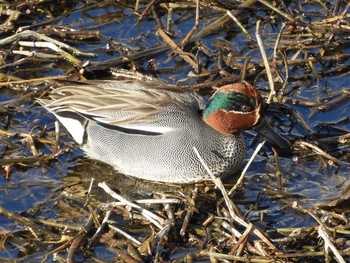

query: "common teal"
left=38, top=79, right=291, bottom=183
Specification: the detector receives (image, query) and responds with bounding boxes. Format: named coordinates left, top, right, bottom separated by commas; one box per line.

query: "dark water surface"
left=0, top=0, right=349, bottom=261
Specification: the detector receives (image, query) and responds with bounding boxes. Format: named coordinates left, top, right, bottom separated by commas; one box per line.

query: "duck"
left=38, top=79, right=291, bottom=184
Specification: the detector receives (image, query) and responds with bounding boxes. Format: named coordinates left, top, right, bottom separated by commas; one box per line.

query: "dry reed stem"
left=272, top=148, right=282, bottom=190
left=98, top=182, right=165, bottom=228
left=192, top=0, right=258, bottom=41
left=157, top=27, right=199, bottom=70
left=0, top=75, right=67, bottom=87
left=109, top=224, right=142, bottom=247
left=292, top=203, right=346, bottom=263
left=87, top=210, right=110, bottom=247
left=257, top=0, right=294, bottom=22
left=226, top=11, right=253, bottom=41
left=193, top=146, right=277, bottom=250
left=256, top=20, right=275, bottom=104
left=228, top=140, right=266, bottom=196
left=0, top=205, right=60, bottom=240
left=179, top=0, right=200, bottom=48
left=0, top=30, right=94, bottom=57
left=296, top=141, right=347, bottom=166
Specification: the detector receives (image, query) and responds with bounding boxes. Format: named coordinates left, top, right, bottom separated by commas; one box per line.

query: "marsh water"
left=0, top=1, right=350, bottom=262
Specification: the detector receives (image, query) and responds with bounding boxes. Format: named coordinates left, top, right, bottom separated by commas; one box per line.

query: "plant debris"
left=0, top=0, right=349, bottom=262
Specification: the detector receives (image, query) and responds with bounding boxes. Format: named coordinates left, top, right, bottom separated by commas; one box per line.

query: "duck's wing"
left=38, top=79, right=206, bottom=142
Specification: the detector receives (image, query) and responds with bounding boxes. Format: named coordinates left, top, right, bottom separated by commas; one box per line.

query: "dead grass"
left=0, top=0, right=349, bottom=262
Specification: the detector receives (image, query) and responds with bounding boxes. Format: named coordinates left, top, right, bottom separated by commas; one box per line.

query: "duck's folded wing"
left=38, top=80, right=206, bottom=141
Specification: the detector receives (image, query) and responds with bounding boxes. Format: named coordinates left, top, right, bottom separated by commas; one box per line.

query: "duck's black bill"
left=254, top=117, right=292, bottom=149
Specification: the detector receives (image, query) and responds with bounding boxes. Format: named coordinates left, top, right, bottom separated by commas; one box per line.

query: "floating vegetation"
left=0, top=0, right=349, bottom=262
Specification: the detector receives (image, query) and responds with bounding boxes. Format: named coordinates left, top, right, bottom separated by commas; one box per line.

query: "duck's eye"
left=241, top=104, right=252, bottom=112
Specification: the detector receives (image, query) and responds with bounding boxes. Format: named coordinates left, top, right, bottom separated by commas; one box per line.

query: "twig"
left=0, top=75, right=67, bottom=87
left=180, top=0, right=200, bottom=48
left=134, top=198, right=180, bottom=204
left=200, top=251, right=273, bottom=262
left=226, top=11, right=253, bottom=41
left=284, top=89, right=350, bottom=110
left=228, top=140, right=266, bottom=196
left=180, top=188, right=197, bottom=236
left=0, top=154, right=43, bottom=165
left=139, top=0, right=157, bottom=19
left=240, top=58, right=250, bottom=82
left=86, top=44, right=170, bottom=71
left=67, top=216, right=94, bottom=263
left=18, top=41, right=82, bottom=66
left=257, top=0, right=295, bottom=22
left=87, top=210, right=111, bottom=247
left=192, top=0, right=258, bottom=41
left=0, top=30, right=94, bottom=57
left=230, top=222, right=253, bottom=255
left=256, top=20, right=275, bottom=104
left=318, top=225, right=346, bottom=263
left=157, top=27, right=199, bottom=70
left=221, top=221, right=243, bottom=238
left=53, top=121, right=60, bottom=154
left=108, top=224, right=142, bottom=247
left=272, top=148, right=282, bottom=190
left=154, top=225, right=171, bottom=259
left=291, top=204, right=346, bottom=263
left=193, top=147, right=276, bottom=250
left=0, top=91, right=36, bottom=108
left=98, top=182, right=165, bottom=229
left=296, top=141, right=347, bottom=166
left=273, top=23, right=285, bottom=66
left=102, top=198, right=180, bottom=206
left=12, top=50, right=60, bottom=59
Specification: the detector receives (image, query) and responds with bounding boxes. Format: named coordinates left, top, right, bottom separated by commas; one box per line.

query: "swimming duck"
left=38, top=79, right=291, bottom=184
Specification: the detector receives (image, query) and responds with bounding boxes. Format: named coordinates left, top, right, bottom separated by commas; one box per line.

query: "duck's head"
left=204, top=82, right=291, bottom=149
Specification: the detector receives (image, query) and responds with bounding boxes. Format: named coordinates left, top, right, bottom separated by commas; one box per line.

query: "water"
left=0, top=0, right=349, bottom=261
